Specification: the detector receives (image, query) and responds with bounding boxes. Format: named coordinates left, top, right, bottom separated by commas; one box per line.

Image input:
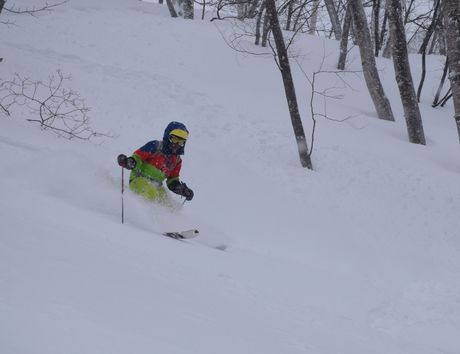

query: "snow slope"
left=1, top=1, right=460, bottom=353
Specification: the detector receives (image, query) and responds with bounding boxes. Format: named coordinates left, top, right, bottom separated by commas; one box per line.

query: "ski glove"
left=168, top=181, right=194, bottom=201
left=117, top=154, right=137, bottom=170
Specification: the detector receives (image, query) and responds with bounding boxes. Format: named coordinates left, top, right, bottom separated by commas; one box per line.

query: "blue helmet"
left=162, top=121, right=189, bottom=155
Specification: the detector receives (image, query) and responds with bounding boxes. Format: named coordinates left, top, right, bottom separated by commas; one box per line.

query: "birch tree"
left=443, top=0, right=460, bottom=141
left=387, top=0, right=426, bottom=145
left=349, top=0, right=395, bottom=121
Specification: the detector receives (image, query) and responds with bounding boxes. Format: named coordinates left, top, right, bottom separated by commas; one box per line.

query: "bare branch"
left=0, top=71, right=110, bottom=140
left=295, top=57, right=361, bottom=154
left=214, top=20, right=273, bottom=57
left=4, top=1, right=68, bottom=17
left=0, top=102, right=10, bottom=116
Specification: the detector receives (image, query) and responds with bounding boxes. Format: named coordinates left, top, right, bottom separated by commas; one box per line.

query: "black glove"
left=169, top=181, right=194, bottom=201
left=117, top=154, right=136, bottom=170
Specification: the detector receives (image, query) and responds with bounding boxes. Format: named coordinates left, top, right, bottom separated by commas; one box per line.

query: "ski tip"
left=181, top=229, right=199, bottom=235
left=177, top=229, right=199, bottom=239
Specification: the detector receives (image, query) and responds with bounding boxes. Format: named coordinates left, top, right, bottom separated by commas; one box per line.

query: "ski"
left=162, top=229, right=199, bottom=240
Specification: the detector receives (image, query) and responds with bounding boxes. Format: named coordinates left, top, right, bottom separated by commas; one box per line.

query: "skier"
left=117, top=121, right=194, bottom=205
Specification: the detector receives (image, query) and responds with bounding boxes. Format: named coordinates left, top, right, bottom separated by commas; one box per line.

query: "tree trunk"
left=285, top=0, right=294, bottom=31
left=372, top=0, right=381, bottom=56
left=443, top=0, right=460, bottom=141
left=261, top=6, right=271, bottom=47
left=255, top=4, right=265, bottom=45
left=418, top=0, right=441, bottom=54
left=324, top=0, right=342, bottom=40
left=237, top=0, right=246, bottom=19
left=183, top=0, right=194, bottom=19
left=308, top=0, right=320, bottom=35
left=247, top=0, right=261, bottom=18
left=337, top=3, right=352, bottom=70
left=428, top=29, right=438, bottom=54
left=265, top=0, right=313, bottom=169
left=377, top=11, right=388, bottom=56
left=439, top=88, right=453, bottom=107
left=436, top=18, right=447, bottom=55
left=382, top=30, right=392, bottom=58
left=349, top=0, right=395, bottom=121
left=387, top=0, right=426, bottom=145
left=165, top=0, right=178, bottom=18
left=416, top=50, right=427, bottom=102
left=0, top=0, right=4, bottom=63
left=416, top=0, right=441, bottom=99
left=432, top=56, right=449, bottom=107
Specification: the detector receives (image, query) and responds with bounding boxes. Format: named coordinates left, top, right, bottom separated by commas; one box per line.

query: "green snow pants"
left=129, top=176, right=169, bottom=205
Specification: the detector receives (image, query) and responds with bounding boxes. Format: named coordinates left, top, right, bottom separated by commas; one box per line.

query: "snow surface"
left=1, top=1, right=460, bottom=353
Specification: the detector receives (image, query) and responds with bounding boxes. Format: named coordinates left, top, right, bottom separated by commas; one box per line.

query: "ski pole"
left=121, top=166, right=125, bottom=224
left=172, top=199, right=187, bottom=213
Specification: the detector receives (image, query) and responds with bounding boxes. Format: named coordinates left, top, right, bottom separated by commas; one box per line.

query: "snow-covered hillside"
left=1, top=1, right=460, bottom=353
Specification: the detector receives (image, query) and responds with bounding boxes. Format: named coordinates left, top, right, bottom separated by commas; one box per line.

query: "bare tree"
left=443, top=0, right=460, bottom=141
left=0, top=1, right=4, bottom=62
left=377, top=9, right=388, bottom=57
left=324, top=0, right=342, bottom=40
left=0, top=71, right=105, bottom=140
left=402, top=0, right=437, bottom=48
left=415, top=0, right=442, bottom=102
left=261, top=4, right=271, bottom=47
left=387, top=0, right=426, bottom=145
left=418, top=0, right=442, bottom=54
left=236, top=0, right=246, bottom=18
left=255, top=2, right=265, bottom=45
left=285, top=0, right=295, bottom=30
left=349, top=0, right=395, bottom=121
left=1, top=0, right=68, bottom=28
left=306, top=69, right=359, bottom=152
left=265, top=0, right=313, bottom=169
left=165, top=0, right=179, bottom=18
left=433, top=16, right=447, bottom=55
left=432, top=56, right=449, bottom=107
left=2, top=1, right=68, bottom=16
left=247, top=0, right=261, bottom=18
left=183, top=0, right=194, bottom=19
left=381, top=29, right=392, bottom=58
left=337, top=2, right=352, bottom=70
left=163, top=0, right=193, bottom=19
left=308, top=0, right=320, bottom=34
left=372, top=0, right=385, bottom=57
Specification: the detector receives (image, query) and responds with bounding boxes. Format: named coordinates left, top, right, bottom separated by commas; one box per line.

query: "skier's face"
left=169, top=134, right=186, bottom=154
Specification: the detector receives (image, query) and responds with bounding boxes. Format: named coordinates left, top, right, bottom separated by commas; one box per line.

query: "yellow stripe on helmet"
left=170, top=129, right=189, bottom=140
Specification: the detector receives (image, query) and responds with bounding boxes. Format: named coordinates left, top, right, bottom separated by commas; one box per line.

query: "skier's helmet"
left=162, top=121, right=189, bottom=155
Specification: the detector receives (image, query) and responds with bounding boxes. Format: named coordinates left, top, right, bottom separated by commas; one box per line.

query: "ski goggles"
left=169, top=134, right=186, bottom=146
